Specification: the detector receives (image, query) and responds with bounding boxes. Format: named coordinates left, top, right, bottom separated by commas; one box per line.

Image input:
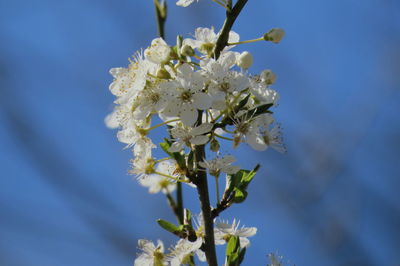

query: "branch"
left=213, top=0, right=249, bottom=59
left=192, top=111, right=219, bottom=266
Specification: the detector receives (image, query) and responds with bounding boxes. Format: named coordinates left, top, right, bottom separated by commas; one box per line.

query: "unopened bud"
left=263, top=28, right=285, bottom=43
left=260, top=69, right=277, bottom=85
left=236, top=51, right=253, bottom=69
left=180, top=44, right=195, bottom=57
left=156, top=68, right=171, bottom=79
left=210, top=138, right=220, bottom=152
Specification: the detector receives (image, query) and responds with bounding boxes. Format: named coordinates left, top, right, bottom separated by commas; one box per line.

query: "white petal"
left=247, top=134, right=268, bottom=151
left=211, top=99, right=226, bottom=110
left=162, top=99, right=180, bottom=118
left=193, top=92, right=212, bottom=110
left=179, top=104, right=198, bottom=126
left=228, top=30, right=240, bottom=43
left=104, top=110, right=120, bottom=129
left=221, top=155, right=236, bottom=164
left=191, top=123, right=213, bottom=135
left=223, top=165, right=240, bottom=174
left=170, top=127, right=188, bottom=138
left=191, top=135, right=209, bottom=145
left=239, top=237, right=250, bottom=248
left=176, top=0, right=196, bottom=7
left=237, top=227, right=257, bottom=237
left=169, top=141, right=185, bottom=152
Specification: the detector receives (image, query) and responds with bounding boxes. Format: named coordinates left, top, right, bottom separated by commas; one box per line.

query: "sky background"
left=1, top=0, right=400, bottom=265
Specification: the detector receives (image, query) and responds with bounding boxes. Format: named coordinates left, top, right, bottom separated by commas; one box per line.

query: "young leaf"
left=232, top=187, right=247, bottom=203
left=226, top=235, right=241, bottom=265
left=157, top=219, right=179, bottom=234
left=226, top=235, right=239, bottom=256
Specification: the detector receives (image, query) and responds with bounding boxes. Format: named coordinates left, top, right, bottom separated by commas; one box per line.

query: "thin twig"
left=154, top=0, right=167, bottom=39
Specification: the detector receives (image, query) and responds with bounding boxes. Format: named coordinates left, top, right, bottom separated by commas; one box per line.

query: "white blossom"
left=183, top=27, right=239, bottom=55
left=201, top=51, right=250, bottom=110
left=134, top=239, right=167, bottom=266
left=139, top=159, right=178, bottom=194
left=116, top=120, right=150, bottom=148
left=249, top=78, right=279, bottom=106
left=169, top=123, right=213, bottom=152
left=144, top=37, right=171, bottom=64
left=199, top=155, right=240, bottom=177
left=109, top=51, right=154, bottom=105
left=160, top=64, right=211, bottom=126
left=232, top=112, right=284, bottom=151
left=168, top=238, right=203, bottom=266
left=214, top=219, right=257, bottom=248
left=130, top=156, right=156, bottom=179
left=131, top=81, right=172, bottom=120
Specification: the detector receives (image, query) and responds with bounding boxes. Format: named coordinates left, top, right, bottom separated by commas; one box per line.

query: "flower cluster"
left=134, top=215, right=256, bottom=266
left=106, top=9, right=285, bottom=262
left=106, top=26, right=284, bottom=186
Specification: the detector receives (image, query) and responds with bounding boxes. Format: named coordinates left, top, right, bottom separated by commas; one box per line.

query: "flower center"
left=219, top=82, right=230, bottom=93
left=200, top=42, right=215, bottom=55
left=179, top=90, right=192, bottom=102
left=149, top=92, right=161, bottom=104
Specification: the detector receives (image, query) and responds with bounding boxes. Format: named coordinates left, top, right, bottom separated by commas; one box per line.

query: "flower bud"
left=263, top=28, right=285, bottom=43
left=260, top=69, right=277, bottom=85
left=156, top=68, right=171, bottom=79
left=210, top=138, right=220, bottom=152
left=236, top=51, right=253, bottom=69
left=180, top=44, right=195, bottom=57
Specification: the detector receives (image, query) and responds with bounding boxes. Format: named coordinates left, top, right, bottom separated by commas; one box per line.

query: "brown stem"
left=193, top=1, right=249, bottom=265
left=193, top=144, right=218, bottom=266
left=213, top=0, right=248, bottom=59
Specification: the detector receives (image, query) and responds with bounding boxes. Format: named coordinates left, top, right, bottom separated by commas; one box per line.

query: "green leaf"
left=233, top=187, right=247, bottom=203
left=226, top=236, right=241, bottom=265
left=226, top=164, right=260, bottom=204
left=238, top=164, right=260, bottom=189
left=226, top=236, right=239, bottom=256
left=157, top=219, right=179, bottom=234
